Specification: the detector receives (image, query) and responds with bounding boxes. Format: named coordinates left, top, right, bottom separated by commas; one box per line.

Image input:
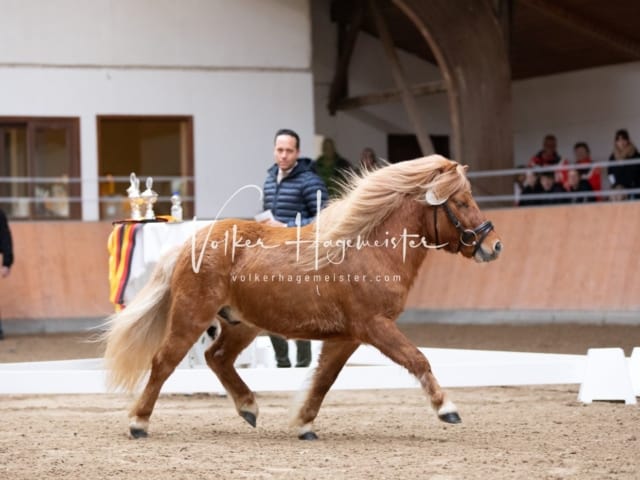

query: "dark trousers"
left=269, top=335, right=311, bottom=367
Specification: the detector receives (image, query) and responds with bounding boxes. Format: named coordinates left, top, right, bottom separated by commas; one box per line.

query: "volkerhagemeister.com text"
left=230, top=273, right=402, bottom=284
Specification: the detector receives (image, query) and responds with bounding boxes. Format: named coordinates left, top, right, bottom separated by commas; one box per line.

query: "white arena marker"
left=578, top=348, right=636, bottom=405
left=629, top=347, right=640, bottom=397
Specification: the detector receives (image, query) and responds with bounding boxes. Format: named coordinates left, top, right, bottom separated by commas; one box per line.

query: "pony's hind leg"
left=204, top=322, right=261, bottom=427
left=128, top=307, right=218, bottom=439
left=362, top=317, right=461, bottom=424
left=292, top=339, right=360, bottom=440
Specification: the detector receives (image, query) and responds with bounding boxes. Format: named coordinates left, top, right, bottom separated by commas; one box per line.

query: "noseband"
left=432, top=202, right=494, bottom=254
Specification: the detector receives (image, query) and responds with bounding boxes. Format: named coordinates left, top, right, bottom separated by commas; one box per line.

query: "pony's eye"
left=455, top=201, right=468, bottom=209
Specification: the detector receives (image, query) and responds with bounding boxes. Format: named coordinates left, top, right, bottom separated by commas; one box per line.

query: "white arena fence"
left=0, top=338, right=638, bottom=405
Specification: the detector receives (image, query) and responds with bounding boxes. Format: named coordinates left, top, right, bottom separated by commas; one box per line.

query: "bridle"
left=432, top=201, right=494, bottom=254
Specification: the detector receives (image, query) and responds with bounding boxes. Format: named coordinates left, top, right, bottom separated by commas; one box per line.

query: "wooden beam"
left=328, top=0, right=366, bottom=115
left=492, top=0, right=513, bottom=55
left=335, top=80, right=446, bottom=111
left=392, top=0, right=513, bottom=195
left=368, top=0, right=434, bottom=155
left=521, top=0, right=640, bottom=59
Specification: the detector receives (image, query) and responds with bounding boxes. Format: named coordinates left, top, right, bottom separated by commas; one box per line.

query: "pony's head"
left=304, top=155, right=501, bottom=267
left=421, top=158, right=502, bottom=262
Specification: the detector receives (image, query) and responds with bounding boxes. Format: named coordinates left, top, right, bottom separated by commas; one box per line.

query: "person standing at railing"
left=314, top=137, right=353, bottom=199
left=566, top=169, right=595, bottom=203
left=608, top=129, right=640, bottom=200
left=358, top=147, right=381, bottom=173
left=519, top=170, right=567, bottom=206
left=0, top=209, right=14, bottom=340
left=571, top=142, right=601, bottom=195
left=529, top=134, right=568, bottom=185
left=537, top=171, right=568, bottom=205
left=516, top=168, right=539, bottom=206
left=529, top=134, right=562, bottom=167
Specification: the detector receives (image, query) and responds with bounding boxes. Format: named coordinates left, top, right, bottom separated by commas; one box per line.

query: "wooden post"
left=493, top=0, right=513, bottom=55
left=327, top=0, right=366, bottom=115
left=392, top=0, right=513, bottom=196
left=369, top=0, right=435, bottom=156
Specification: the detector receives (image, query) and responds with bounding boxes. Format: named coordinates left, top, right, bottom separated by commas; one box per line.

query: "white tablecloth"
left=123, top=220, right=212, bottom=305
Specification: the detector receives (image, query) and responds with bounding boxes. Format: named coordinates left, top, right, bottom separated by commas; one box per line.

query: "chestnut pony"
left=103, top=155, right=502, bottom=440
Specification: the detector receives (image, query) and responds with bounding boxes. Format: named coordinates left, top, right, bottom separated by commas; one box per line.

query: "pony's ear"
left=425, top=189, right=447, bottom=205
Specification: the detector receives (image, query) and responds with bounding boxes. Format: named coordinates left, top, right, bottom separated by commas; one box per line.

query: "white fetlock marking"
left=129, top=417, right=149, bottom=431
left=298, top=422, right=313, bottom=437
left=437, top=400, right=458, bottom=416
left=289, top=369, right=315, bottom=426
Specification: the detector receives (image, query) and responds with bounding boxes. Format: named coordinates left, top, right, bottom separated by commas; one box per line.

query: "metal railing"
left=0, top=157, right=638, bottom=219
left=467, top=157, right=640, bottom=206
left=0, top=175, right=194, bottom=220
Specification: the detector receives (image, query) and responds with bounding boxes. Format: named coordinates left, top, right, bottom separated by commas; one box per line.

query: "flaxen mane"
left=298, top=155, right=469, bottom=267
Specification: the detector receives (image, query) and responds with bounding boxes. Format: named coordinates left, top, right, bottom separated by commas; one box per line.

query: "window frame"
left=96, top=114, right=195, bottom=219
left=0, top=116, right=81, bottom=220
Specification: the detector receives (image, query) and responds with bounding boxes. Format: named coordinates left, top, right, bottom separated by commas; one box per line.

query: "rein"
left=432, top=201, right=494, bottom=254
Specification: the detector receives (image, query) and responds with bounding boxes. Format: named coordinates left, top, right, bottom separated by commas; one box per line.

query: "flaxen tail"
left=102, top=247, right=181, bottom=392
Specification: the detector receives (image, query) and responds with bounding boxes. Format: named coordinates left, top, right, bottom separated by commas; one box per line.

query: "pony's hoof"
left=298, top=431, right=318, bottom=441
left=438, top=412, right=462, bottom=424
left=240, top=411, right=257, bottom=428
left=129, top=427, right=148, bottom=439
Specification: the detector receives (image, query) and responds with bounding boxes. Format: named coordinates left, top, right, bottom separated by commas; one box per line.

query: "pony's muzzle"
left=474, top=237, right=502, bottom=262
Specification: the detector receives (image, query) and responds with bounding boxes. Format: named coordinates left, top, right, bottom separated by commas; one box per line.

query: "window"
left=97, top=116, right=194, bottom=220
left=0, top=118, right=81, bottom=220
left=387, top=134, right=450, bottom=163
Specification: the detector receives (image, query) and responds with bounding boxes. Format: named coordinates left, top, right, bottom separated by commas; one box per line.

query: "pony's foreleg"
left=204, top=323, right=260, bottom=427
left=291, top=340, right=360, bottom=440
left=363, top=317, right=461, bottom=424
left=129, top=310, right=217, bottom=439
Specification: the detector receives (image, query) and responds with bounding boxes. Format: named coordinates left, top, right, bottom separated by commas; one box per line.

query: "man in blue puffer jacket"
left=261, top=129, right=329, bottom=367
left=262, top=129, right=329, bottom=227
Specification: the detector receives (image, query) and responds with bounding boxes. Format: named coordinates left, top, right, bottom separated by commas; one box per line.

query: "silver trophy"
left=126, top=173, right=143, bottom=220
left=141, top=176, right=158, bottom=220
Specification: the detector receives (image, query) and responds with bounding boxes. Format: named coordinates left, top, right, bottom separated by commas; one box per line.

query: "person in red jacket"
left=572, top=142, right=601, bottom=195
left=529, top=134, right=566, bottom=184
left=529, top=134, right=562, bottom=167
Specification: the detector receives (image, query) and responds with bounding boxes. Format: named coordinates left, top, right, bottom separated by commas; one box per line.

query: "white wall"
left=0, top=0, right=314, bottom=220
left=0, top=0, right=309, bottom=69
left=513, top=61, right=640, bottom=167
